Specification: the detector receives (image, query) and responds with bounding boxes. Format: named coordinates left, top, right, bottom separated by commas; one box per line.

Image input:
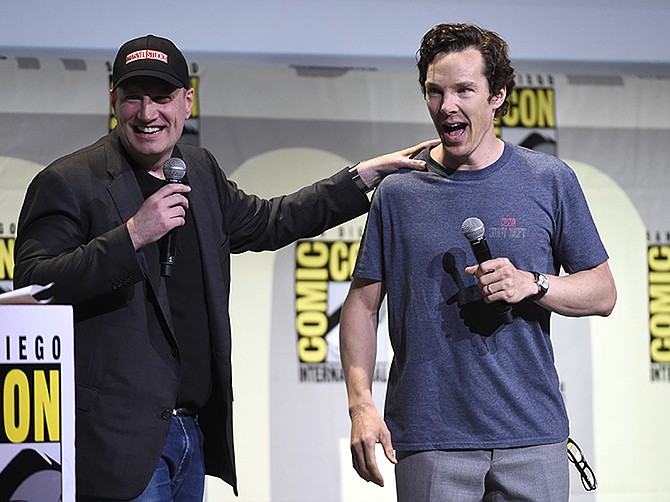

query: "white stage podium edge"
left=0, top=305, right=75, bottom=501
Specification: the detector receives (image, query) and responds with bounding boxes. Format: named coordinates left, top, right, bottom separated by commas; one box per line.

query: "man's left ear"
left=491, top=86, right=507, bottom=108
left=185, top=87, right=195, bottom=119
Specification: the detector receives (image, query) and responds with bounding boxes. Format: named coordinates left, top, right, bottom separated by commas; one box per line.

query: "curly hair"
left=416, top=23, right=516, bottom=117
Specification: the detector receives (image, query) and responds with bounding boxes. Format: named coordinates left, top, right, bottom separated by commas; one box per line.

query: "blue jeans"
left=129, top=415, right=205, bottom=502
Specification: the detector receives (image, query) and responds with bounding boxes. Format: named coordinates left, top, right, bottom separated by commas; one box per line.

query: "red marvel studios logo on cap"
left=125, top=49, right=169, bottom=65
left=112, top=34, right=190, bottom=90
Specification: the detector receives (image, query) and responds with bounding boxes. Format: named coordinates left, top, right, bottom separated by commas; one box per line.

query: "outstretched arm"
left=354, top=139, right=440, bottom=191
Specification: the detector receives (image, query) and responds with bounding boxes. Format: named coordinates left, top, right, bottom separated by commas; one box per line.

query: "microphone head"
left=163, top=157, right=187, bottom=182
left=461, top=217, right=485, bottom=243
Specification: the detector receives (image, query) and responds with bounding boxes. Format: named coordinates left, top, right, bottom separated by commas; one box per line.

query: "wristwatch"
left=348, top=163, right=372, bottom=194
left=528, top=271, right=549, bottom=301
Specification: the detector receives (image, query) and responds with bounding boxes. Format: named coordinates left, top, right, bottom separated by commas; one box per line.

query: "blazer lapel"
left=184, top=160, right=218, bottom=271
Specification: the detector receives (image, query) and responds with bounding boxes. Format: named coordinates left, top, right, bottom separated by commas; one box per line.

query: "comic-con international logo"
left=496, top=74, right=557, bottom=156
left=1, top=339, right=64, bottom=496
left=649, top=231, right=670, bottom=382
left=295, top=239, right=388, bottom=383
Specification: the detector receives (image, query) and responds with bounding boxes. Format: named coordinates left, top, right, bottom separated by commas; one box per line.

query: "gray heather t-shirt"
left=353, top=142, right=608, bottom=450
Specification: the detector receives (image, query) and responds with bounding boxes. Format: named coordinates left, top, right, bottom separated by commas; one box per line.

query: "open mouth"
left=442, top=122, right=467, bottom=141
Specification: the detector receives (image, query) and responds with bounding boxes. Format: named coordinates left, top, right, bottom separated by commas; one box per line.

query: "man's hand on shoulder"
left=355, top=139, right=440, bottom=190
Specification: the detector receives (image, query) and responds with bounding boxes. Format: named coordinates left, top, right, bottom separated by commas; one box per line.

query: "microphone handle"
left=470, top=239, right=513, bottom=325
left=159, top=175, right=184, bottom=278
left=471, top=238, right=493, bottom=263
left=496, top=298, right=514, bottom=325
left=160, top=230, right=177, bottom=277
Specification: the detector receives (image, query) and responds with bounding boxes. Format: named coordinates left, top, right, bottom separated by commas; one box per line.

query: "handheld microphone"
left=461, top=217, right=513, bottom=325
left=160, top=158, right=187, bottom=277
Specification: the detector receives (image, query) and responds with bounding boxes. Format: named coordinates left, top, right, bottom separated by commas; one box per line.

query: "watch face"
left=537, top=273, right=549, bottom=291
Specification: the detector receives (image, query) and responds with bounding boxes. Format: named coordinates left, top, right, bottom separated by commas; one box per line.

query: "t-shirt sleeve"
left=552, top=165, right=609, bottom=273
left=353, top=189, right=385, bottom=282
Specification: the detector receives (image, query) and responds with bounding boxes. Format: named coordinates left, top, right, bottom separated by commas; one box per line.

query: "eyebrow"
left=425, top=78, right=481, bottom=89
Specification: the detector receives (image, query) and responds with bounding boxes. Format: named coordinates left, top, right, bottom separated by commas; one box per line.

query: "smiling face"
left=424, top=47, right=506, bottom=170
left=111, top=77, right=194, bottom=173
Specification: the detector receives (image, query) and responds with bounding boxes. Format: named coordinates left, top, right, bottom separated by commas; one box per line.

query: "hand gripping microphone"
left=461, top=217, right=513, bottom=325
left=160, top=157, right=187, bottom=277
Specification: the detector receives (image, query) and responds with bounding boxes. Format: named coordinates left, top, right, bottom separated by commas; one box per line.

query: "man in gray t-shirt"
left=339, top=23, right=617, bottom=502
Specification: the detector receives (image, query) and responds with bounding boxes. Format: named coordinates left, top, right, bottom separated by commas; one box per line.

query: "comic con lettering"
left=649, top=245, right=670, bottom=363
left=295, top=240, right=359, bottom=363
left=0, top=237, right=14, bottom=280
left=500, top=87, right=556, bottom=128
left=1, top=365, right=60, bottom=443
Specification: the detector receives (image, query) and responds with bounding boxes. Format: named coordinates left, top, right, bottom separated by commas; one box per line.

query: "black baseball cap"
left=112, top=34, right=190, bottom=90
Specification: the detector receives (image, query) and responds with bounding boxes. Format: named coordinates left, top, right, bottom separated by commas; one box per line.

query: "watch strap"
left=527, top=271, right=549, bottom=302
left=348, top=163, right=372, bottom=194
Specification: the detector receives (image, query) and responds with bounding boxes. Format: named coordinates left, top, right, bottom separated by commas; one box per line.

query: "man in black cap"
left=13, top=34, right=436, bottom=501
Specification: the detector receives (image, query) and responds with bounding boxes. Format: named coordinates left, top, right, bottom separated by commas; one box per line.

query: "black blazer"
left=14, top=130, right=369, bottom=499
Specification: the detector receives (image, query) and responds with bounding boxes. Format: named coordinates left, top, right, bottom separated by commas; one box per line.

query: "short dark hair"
left=416, top=23, right=516, bottom=117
